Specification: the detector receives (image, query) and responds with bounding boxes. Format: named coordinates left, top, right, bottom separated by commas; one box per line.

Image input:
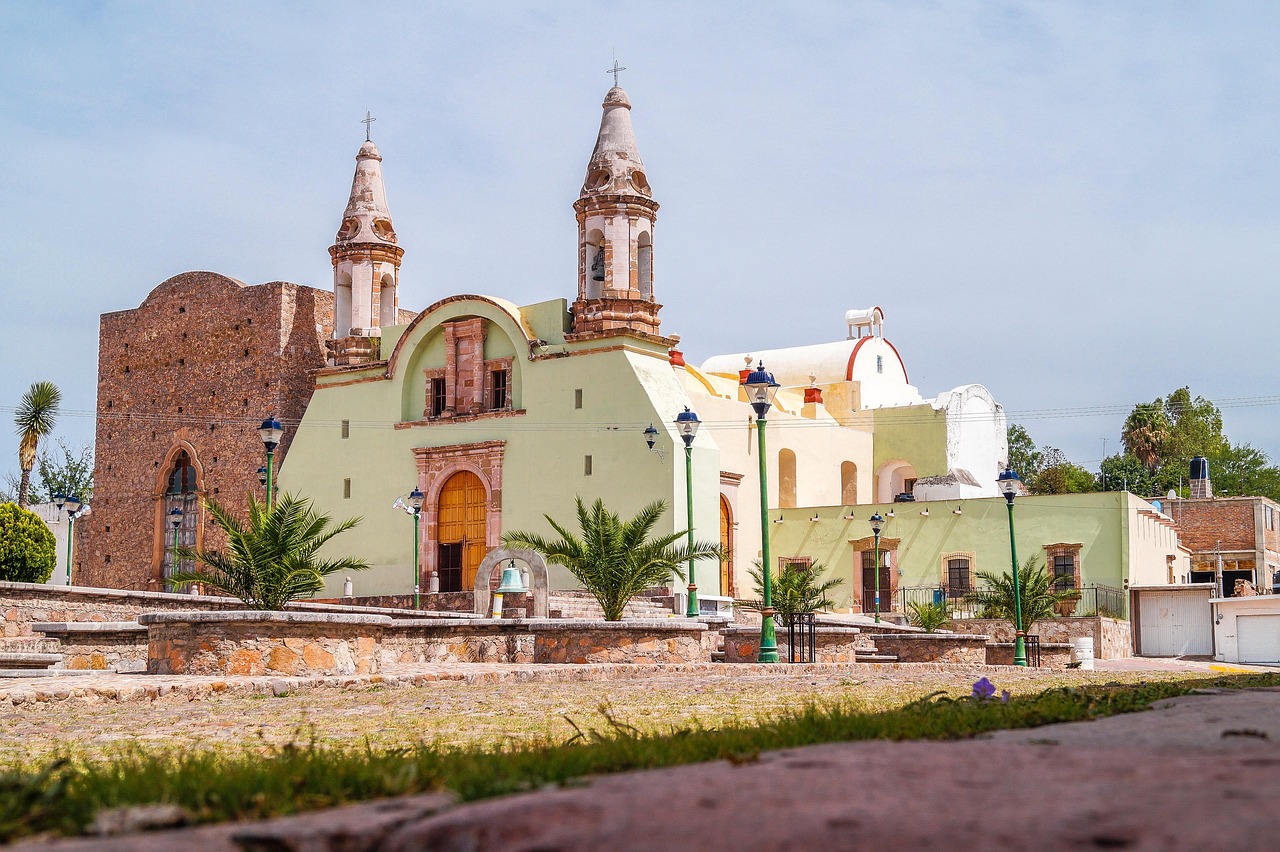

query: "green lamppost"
left=408, top=486, right=424, bottom=608
left=168, top=506, right=183, bottom=589
left=675, top=407, right=702, bottom=618
left=998, top=466, right=1028, bottom=666
left=257, top=416, right=284, bottom=506
left=744, top=362, right=781, bottom=663
left=58, top=494, right=86, bottom=587
left=869, top=512, right=884, bottom=623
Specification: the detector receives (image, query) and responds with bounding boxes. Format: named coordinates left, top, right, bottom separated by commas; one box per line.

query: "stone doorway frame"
left=473, top=548, right=549, bottom=618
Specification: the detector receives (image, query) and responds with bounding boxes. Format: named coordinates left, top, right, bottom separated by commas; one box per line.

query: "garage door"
left=1138, top=591, right=1213, bottom=656
left=1237, top=615, right=1280, bottom=663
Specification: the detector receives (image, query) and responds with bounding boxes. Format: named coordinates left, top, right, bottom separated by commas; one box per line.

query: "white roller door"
left=1237, top=615, right=1280, bottom=663
left=1138, top=590, right=1213, bottom=657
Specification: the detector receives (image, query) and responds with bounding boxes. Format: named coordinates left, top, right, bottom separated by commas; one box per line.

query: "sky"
left=1, top=1, right=1278, bottom=487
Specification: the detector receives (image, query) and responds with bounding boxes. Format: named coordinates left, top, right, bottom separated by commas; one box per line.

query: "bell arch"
left=473, top=548, right=549, bottom=618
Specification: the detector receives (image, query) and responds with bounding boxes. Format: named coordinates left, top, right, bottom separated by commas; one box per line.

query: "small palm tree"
left=501, top=497, right=722, bottom=621
left=14, top=382, right=60, bottom=509
left=907, top=600, right=951, bottom=632
left=169, top=493, right=369, bottom=610
left=966, top=556, right=1081, bottom=632
left=738, top=560, right=844, bottom=627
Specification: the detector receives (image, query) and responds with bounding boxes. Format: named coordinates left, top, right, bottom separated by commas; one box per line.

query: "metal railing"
left=1025, top=634, right=1041, bottom=667
left=785, top=612, right=817, bottom=663
left=898, top=583, right=1128, bottom=620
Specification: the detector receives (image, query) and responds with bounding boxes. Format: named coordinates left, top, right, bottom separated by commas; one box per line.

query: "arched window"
left=778, top=449, right=797, bottom=509
left=160, top=450, right=199, bottom=587
left=379, top=272, right=396, bottom=329
left=841, top=461, right=858, bottom=505
left=585, top=229, right=606, bottom=298
left=335, top=271, right=353, bottom=337
left=637, top=231, right=653, bottom=300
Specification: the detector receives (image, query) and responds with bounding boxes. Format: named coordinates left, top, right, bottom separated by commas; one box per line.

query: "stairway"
left=0, top=636, right=65, bottom=676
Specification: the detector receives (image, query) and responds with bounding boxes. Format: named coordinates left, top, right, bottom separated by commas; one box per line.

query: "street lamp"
left=168, top=506, right=183, bottom=587
left=62, top=495, right=86, bottom=587
left=869, top=512, right=884, bottom=624
left=408, top=486, right=424, bottom=608
left=257, top=466, right=268, bottom=489
left=257, top=415, right=284, bottom=506
left=675, top=407, right=701, bottom=617
left=744, top=362, right=781, bottom=663
left=998, top=466, right=1028, bottom=666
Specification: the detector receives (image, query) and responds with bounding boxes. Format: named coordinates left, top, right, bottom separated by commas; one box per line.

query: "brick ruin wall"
left=80, top=273, right=333, bottom=589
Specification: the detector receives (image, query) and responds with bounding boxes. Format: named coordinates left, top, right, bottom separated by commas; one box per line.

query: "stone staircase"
left=0, top=636, right=65, bottom=676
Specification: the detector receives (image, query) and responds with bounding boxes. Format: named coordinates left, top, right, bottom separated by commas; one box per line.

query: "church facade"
left=79, top=83, right=1008, bottom=602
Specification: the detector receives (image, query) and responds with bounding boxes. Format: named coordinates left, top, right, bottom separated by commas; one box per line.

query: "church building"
left=79, top=82, right=1008, bottom=604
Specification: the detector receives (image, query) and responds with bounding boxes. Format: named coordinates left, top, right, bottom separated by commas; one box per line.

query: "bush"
left=907, top=600, right=951, bottom=632
left=0, top=503, right=56, bottom=583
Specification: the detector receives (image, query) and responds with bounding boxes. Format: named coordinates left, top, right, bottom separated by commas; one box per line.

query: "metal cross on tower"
left=362, top=110, right=376, bottom=142
left=607, top=60, right=626, bottom=87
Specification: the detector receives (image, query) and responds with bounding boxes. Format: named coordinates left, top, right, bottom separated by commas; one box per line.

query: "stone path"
left=20, top=686, right=1279, bottom=850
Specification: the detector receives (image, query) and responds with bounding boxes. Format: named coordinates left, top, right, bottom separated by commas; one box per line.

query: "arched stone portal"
left=473, top=548, right=549, bottom=618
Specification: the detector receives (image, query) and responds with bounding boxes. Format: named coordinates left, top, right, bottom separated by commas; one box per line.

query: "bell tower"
left=329, top=131, right=404, bottom=365
left=569, top=83, right=662, bottom=339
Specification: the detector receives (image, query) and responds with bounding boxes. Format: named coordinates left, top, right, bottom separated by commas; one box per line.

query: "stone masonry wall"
left=864, top=634, right=988, bottom=665
left=144, top=614, right=384, bottom=676
left=951, top=617, right=1131, bottom=659
left=82, top=272, right=334, bottom=590
left=722, top=627, right=867, bottom=663
left=380, top=620, right=707, bottom=666
left=986, top=642, right=1073, bottom=669
left=41, top=626, right=149, bottom=672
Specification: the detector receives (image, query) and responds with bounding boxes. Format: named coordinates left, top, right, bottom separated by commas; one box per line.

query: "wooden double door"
left=436, top=471, right=487, bottom=592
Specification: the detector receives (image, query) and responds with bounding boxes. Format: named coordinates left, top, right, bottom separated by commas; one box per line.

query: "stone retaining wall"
left=985, top=642, right=1073, bottom=669
left=33, top=623, right=149, bottom=672
left=380, top=619, right=706, bottom=666
left=864, top=633, right=989, bottom=664
left=140, top=612, right=390, bottom=676
left=0, top=581, right=465, bottom=639
left=951, top=617, right=1132, bottom=659
left=721, top=626, right=866, bottom=663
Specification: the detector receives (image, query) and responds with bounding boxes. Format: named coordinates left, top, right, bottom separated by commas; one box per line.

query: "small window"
left=584, top=455, right=593, bottom=476
left=343, top=478, right=351, bottom=499
left=341, top=419, right=350, bottom=439
left=876, top=355, right=883, bottom=374
left=947, top=558, right=972, bottom=596
left=490, top=369, right=509, bottom=410
left=574, top=388, right=583, bottom=409
left=178, top=306, right=186, bottom=313
left=429, top=378, right=447, bottom=418
left=1052, top=554, right=1075, bottom=592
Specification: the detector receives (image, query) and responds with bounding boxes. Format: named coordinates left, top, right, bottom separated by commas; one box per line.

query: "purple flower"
left=1001, top=690, right=1011, bottom=703
left=971, top=677, right=996, bottom=700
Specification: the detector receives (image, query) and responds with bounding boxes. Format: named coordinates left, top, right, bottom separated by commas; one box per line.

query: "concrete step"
left=0, top=637, right=62, bottom=654
left=710, top=651, right=726, bottom=662
left=0, top=651, right=64, bottom=670
left=857, top=653, right=899, bottom=663
left=0, top=668, right=110, bottom=678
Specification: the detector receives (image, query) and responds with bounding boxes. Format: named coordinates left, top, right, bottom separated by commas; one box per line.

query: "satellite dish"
left=1167, top=490, right=1177, bottom=501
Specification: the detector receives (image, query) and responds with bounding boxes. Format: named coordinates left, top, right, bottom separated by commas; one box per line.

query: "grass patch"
left=4, top=673, right=1277, bottom=842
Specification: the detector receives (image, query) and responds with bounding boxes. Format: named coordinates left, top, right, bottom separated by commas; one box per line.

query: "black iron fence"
left=785, top=612, right=817, bottom=663
left=897, top=583, right=1128, bottom=620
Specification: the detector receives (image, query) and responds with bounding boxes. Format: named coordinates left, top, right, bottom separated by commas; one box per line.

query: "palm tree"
left=738, top=560, right=844, bottom=627
left=13, top=382, right=60, bottom=509
left=501, top=497, right=722, bottom=621
left=966, top=556, right=1081, bottom=632
left=169, top=492, right=369, bottom=610
left=1122, top=402, right=1169, bottom=472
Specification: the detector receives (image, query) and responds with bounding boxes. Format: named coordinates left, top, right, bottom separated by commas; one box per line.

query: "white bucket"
left=1070, top=637, right=1095, bottom=670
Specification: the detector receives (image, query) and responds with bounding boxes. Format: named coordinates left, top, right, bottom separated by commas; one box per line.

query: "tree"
left=0, top=503, right=56, bottom=583
left=1006, top=424, right=1042, bottom=479
left=966, top=556, right=1081, bottom=633
left=907, top=600, right=951, bottom=632
left=1029, top=448, right=1097, bottom=495
left=1208, top=443, right=1280, bottom=502
left=13, top=382, right=60, bottom=509
left=1099, top=453, right=1158, bottom=497
left=738, top=560, right=844, bottom=627
left=35, top=441, right=94, bottom=504
left=501, top=497, right=721, bottom=621
left=168, top=493, right=369, bottom=610
left=1121, top=402, right=1169, bottom=472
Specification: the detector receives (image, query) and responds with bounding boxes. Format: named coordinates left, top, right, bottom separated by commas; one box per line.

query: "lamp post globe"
left=869, top=512, right=885, bottom=623
left=257, top=416, right=285, bottom=506
left=745, top=362, right=781, bottom=663
left=257, top=466, right=268, bottom=488
left=674, top=407, right=701, bottom=617
left=997, top=466, right=1028, bottom=666
left=167, top=506, right=183, bottom=589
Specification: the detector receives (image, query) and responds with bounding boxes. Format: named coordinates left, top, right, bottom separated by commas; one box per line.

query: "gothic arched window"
left=160, top=450, right=199, bottom=587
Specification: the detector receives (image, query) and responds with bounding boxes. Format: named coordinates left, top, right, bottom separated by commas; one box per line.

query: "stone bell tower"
left=569, top=84, right=663, bottom=339
left=329, top=133, right=404, bottom=365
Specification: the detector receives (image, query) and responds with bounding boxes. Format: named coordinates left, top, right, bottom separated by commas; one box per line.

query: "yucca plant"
left=169, top=493, right=368, bottom=610
left=737, top=560, right=844, bottom=627
left=13, top=381, right=60, bottom=509
left=501, top=497, right=722, bottom=621
left=965, top=556, right=1081, bottom=633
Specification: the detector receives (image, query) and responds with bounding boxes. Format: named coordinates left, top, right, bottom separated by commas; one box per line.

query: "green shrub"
left=0, top=503, right=56, bottom=583
left=907, top=600, right=951, bottom=632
